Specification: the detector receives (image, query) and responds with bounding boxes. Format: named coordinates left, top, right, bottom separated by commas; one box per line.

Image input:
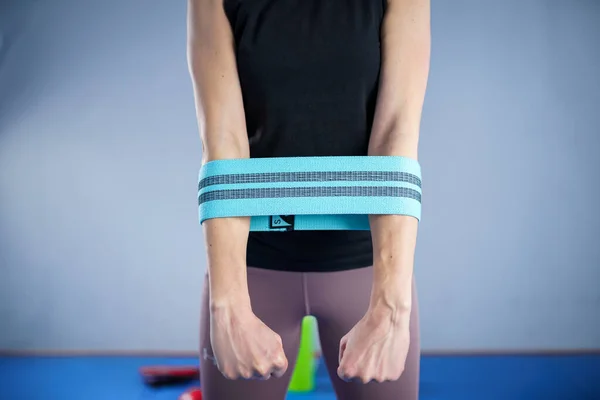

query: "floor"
left=0, top=355, right=599, bottom=399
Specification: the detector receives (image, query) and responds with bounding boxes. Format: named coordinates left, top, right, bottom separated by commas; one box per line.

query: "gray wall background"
left=0, top=0, right=598, bottom=353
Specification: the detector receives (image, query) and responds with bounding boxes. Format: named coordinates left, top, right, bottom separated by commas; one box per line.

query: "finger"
left=339, top=367, right=371, bottom=385
left=338, top=336, right=348, bottom=364
left=338, top=347, right=358, bottom=375
left=374, top=363, right=386, bottom=383
left=220, top=367, right=238, bottom=380
left=355, top=359, right=378, bottom=384
left=271, top=353, right=288, bottom=378
left=249, top=371, right=271, bottom=381
left=337, top=368, right=350, bottom=382
left=252, top=363, right=272, bottom=380
left=387, top=367, right=404, bottom=382
left=337, top=363, right=356, bottom=382
left=239, top=368, right=253, bottom=380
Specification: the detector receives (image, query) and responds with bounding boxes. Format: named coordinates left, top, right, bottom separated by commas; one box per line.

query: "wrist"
left=369, top=265, right=412, bottom=320
left=369, top=290, right=411, bottom=316
left=210, top=292, right=252, bottom=314
left=366, top=298, right=411, bottom=329
left=208, top=264, right=252, bottom=313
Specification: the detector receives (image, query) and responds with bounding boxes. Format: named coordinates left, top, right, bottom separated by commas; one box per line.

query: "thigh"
left=200, top=267, right=306, bottom=400
left=307, top=266, right=420, bottom=400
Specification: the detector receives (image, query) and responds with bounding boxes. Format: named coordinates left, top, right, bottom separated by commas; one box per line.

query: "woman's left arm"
left=368, top=0, right=431, bottom=328
left=337, top=0, right=430, bottom=384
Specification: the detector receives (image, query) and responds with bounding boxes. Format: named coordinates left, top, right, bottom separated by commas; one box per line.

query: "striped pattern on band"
left=199, top=171, right=422, bottom=190
left=199, top=186, right=421, bottom=203
left=197, top=156, right=422, bottom=231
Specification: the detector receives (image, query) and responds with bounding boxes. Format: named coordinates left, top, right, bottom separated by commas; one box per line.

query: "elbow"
left=369, top=118, right=419, bottom=159
left=201, top=129, right=250, bottom=164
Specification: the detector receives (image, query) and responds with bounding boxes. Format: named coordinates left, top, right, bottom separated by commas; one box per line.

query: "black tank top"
left=224, top=0, right=384, bottom=272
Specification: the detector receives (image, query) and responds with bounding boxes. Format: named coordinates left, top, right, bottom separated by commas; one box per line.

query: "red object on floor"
left=179, top=387, right=202, bottom=400
left=139, top=366, right=199, bottom=386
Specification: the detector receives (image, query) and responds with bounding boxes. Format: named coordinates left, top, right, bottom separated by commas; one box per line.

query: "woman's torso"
left=224, top=0, right=385, bottom=272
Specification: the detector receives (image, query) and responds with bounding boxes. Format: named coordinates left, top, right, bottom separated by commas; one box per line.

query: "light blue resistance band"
left=198, top=156, right=422, bottom=231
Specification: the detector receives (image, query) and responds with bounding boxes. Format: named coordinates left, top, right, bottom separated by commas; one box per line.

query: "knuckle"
left=253, top=363, right=269, bottom=377
left=221, top=369, right=237, bottom=380
left=240, top=369, right=253, bottom=379
left=344, top=367, right=356, bottom=378
left=273, top=354, right=287, bottom=368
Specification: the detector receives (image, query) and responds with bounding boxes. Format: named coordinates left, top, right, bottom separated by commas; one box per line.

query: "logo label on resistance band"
left=269, top=215, right=295, bottom=231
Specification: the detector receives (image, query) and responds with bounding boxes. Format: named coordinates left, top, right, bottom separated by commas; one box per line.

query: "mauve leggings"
left=200, top=266, right=420, bottom=400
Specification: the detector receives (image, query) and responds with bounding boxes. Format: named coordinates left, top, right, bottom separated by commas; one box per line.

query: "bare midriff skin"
left=187, top=0, right=430, bottom=384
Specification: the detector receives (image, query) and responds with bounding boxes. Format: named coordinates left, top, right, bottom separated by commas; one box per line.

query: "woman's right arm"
left=187, top=1, right=288, bottom=381
left=187, top=0, right=251, bottom=312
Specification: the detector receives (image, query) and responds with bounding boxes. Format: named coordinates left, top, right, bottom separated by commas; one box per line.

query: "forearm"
left=367, top=0, right=430, bottom=316
left=187, top=0, right=251, bottom=309
left=203, top=219, right=251, bottom=311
